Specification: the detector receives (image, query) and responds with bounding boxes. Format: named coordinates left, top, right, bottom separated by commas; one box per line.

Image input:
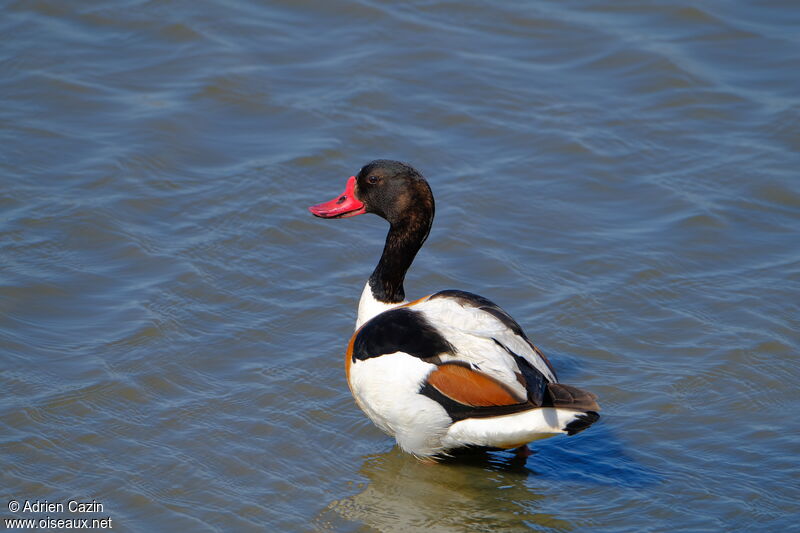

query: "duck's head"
left=308, top=160, right=434, bottom=226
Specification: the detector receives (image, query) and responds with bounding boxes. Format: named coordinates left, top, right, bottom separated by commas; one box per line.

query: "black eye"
left=367, top=175, right=379, bottom=184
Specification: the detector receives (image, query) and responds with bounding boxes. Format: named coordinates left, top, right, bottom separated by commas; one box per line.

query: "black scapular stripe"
left=352, top=308, right=453, bottom=362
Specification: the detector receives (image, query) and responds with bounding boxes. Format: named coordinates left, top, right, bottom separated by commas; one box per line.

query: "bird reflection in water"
left=314, top=447, right=575, bottom=532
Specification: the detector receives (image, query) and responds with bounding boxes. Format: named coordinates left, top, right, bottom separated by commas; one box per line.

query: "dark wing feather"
left=544, top=383, right=600, bottom=412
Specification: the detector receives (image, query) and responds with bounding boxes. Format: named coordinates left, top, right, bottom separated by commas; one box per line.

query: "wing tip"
left=546, top=383, right=601, bottom=412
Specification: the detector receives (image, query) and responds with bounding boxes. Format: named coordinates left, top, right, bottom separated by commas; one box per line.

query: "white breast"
left=349, top=351, right=452, bottom=457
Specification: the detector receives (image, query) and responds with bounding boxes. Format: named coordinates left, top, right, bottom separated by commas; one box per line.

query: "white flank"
left=441, top=408, right=582, bottom=450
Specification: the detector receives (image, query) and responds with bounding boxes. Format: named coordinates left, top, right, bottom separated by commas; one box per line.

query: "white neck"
left=356, top=282, right=407, bottom=330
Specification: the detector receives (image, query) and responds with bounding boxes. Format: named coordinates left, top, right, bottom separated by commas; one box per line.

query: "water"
left=2, top=0, right=799, bottom=531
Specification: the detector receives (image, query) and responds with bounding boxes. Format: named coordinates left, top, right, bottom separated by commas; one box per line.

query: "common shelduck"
left=309, top=160, right=600, bottom=459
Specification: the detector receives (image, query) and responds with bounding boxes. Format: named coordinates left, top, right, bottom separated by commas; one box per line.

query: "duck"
left=309, top=160, right=600, bottom=459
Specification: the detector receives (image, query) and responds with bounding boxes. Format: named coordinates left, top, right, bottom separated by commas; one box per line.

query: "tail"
left=544, top=383, right=600, bottom=436
left=441, top=383, right=601, bottom=450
